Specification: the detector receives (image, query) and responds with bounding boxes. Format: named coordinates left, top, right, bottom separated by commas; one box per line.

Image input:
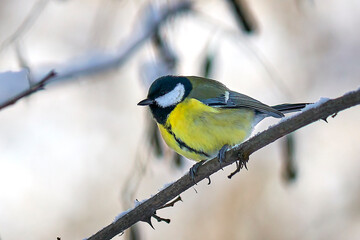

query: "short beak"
left=137, top=98, right=154, bottom=106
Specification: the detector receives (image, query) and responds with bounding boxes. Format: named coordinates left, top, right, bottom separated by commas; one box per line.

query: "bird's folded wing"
left=201, top=91, right=284, bottom=118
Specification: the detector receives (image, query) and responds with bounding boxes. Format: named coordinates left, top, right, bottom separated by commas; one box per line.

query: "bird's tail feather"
left=253, top=103, right=309, bottom=127
left=271, top=103, right=308, bottom=114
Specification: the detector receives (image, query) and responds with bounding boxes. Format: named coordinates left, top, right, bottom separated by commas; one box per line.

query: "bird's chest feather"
left=158, top=98, right=255, bottom=161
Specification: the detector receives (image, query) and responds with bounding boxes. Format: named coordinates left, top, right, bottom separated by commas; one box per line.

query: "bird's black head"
left=138, top=75, right=192, bottom=124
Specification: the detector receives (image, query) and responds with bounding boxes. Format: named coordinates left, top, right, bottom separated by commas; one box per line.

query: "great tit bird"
left=138, top=76, right=306, bottom=175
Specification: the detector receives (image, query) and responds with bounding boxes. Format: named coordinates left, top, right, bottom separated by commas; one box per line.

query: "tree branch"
left=88, top=88, right=360, bottom=240
left=0, top=2, right=190, bottom=113
left=0, top=70, right=56, bottom=111
left=32, top=1, right=191, bottom=83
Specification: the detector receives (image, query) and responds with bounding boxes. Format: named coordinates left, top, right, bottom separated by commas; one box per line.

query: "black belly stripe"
left=165, top=125, right=210, bottom=158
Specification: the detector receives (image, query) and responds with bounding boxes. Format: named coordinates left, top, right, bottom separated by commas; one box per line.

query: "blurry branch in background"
left=0, top=70, right=56, bottom=111
left=282, top=134, right=298, bottom=182
left=15, top=41, right=31, bottom=74
left=0, top=0, right=50, bottom=55
left=122, top=21, right=180, bottom=240
left=224, top=0, right=297, bottom=181
left=202, top=51, right=215, bottom=78
left=32, top=1, right=191, bottom=83
left=151, top=31, right=183, bottom=167
left=152, top=31, right=178, bottom=71
left=88, top=88, right=360, bottom=240
left=201, top=44, right=217, bottom=78
left=121, top=1, right=181, bottom=187
left=87, top=0, right=122, bottom=50
left=225, top=0, right=257, bottom=34
left=193, top=10, right=293, bottom=98
left=121, top=25, right=180, bottom=201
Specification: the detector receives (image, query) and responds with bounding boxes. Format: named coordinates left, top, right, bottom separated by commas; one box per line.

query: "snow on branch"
left=0, top=70, right=29, bottom=105
left=32, top=1, right=191, bottom=83
left=87, top=88, right=360, bottom=240
left=0, top=70, right=56, bottom=111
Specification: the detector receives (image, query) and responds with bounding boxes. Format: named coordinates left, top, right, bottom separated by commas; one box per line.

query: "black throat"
left=149, top=104, right=175, bottom=125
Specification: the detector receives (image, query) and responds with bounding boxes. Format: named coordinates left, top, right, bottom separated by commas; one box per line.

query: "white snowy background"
left=0, top=0, right=359, bottom=240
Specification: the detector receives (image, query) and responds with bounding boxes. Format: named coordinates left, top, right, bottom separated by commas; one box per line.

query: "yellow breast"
left=158, top=98, right=255, bottom=161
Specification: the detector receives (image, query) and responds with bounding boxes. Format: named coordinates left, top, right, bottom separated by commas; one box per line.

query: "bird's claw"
left=217, top=144, right=229, bottom=169
left=189, top=160, right=205, bottom=183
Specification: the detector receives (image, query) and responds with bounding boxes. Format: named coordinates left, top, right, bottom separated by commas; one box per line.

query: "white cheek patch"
left=155, top=83, right=185, bottom=108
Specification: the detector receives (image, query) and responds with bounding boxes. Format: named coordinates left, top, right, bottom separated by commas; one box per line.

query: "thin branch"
left=158, top=196, right=182, bottom=210
left=87, top=88, right=360, bottom=240
left=0, top=70, right=56, bottom=111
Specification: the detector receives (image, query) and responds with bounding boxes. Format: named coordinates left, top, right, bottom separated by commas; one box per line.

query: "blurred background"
left=0, top=0, right=359, bottom=239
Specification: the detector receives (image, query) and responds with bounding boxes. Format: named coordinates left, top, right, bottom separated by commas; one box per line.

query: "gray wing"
left=201, top=91, right=284, bottom=118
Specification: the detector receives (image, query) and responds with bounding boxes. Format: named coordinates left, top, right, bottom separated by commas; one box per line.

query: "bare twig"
left=158, top=196, right=182, bottom=210
left=0, top=70, right=56, bottom=111
left=88, top=88, right=360, bottom=240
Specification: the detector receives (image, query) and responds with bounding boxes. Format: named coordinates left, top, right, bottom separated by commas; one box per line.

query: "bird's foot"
left=189, top=160, right=205, bottom=184
left=217, top=144, right=229, bottom=169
